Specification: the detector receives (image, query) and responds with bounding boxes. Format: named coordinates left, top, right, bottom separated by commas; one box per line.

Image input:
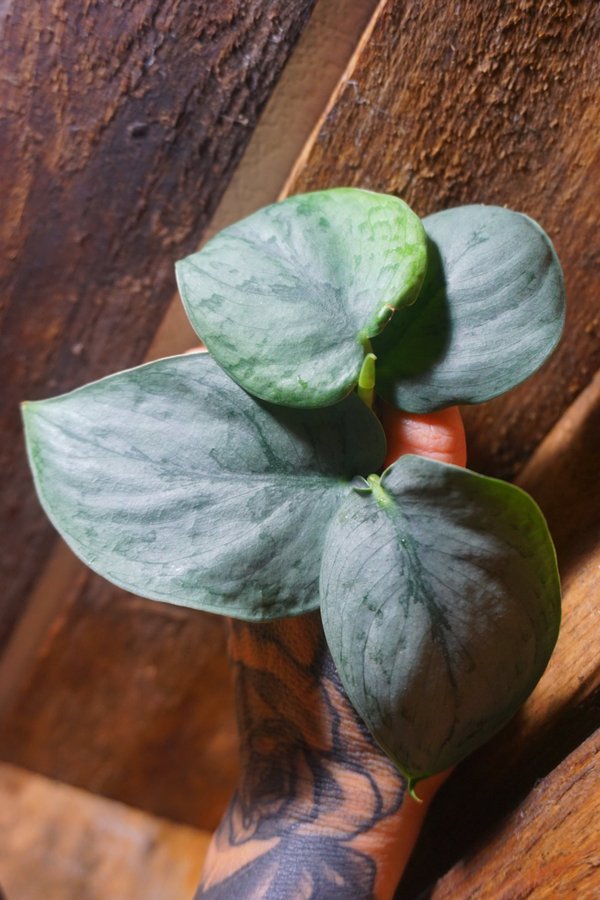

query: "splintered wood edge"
left=279, top=0, right=387, bottom=199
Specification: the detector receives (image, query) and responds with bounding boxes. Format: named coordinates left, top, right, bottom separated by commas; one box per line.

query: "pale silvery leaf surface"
left=23, top=353, right=385, bottom=619
left=176, top=188, right=427, bottom=408
left=320, top=455, right=561, bottom=783
left=374, top=205, right=565, bottom=412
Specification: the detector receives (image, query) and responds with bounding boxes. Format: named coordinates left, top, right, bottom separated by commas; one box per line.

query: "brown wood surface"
left=431, top=728, right=600, bottom=899
left=0, top=0, right=376, bottom=831
left=0, top=575, right=239, bottom=830
left=0, top=0, right=315, bottom=652
left=0, top=0, right=377, bottom=832
left=286, top=0, right=600, bottom=481
left=0, top=762, right=210, bottom=899
left=2, top=0, right=598, bottom=859
left=398, top=373, right=600, bottom=897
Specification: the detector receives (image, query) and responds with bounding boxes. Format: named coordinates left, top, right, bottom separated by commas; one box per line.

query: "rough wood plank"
left=517, top=368, right=600, bottom=576
left=286, top=0, right=600, bottom=481
left=398, top=372, right=600, bottom=897
left=0, top=574, right=239, bottom=831
left=3, top=0, right=598, bottom=850
left=284, top=4, right=600, bottom=890
left=0, top=0, right=378, bottom=828
left=0, top=0, right=316, bottom=652
left=0, top=762, right=210, bottom=900
left=430, top=729, right=600, bottom=899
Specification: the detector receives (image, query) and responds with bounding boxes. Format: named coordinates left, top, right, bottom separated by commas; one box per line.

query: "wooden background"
left=0, top=0, right=317, bottom=653
left=0, top=0, right=318, bottom=827
left=1, top=0, right=598, bottom=895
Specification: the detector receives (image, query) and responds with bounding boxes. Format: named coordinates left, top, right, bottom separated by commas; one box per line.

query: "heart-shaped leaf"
left=374, top=205, right=565, bottom=412
left=320, top=455, right=560, bottom=785
left=176, top=188, right=427, bottom=408
left=23, top=353, right=385, bottom=619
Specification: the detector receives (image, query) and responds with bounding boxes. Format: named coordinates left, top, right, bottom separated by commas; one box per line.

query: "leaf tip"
left=406, top=775, right=423, bottom=803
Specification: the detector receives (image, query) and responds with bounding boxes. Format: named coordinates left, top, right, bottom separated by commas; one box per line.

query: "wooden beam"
left=0, top=0, right=316, bottom=652
left=430, top=729, right=600, bottom=898
left=0, top=0, right=380, bottom=828
left=0, top=575, right=240, bottom=831
left=399, top=372, right=600, bottom=897
left=0, top=0, right=379, bottom=718
left=286, top=0, right=600, bottom=481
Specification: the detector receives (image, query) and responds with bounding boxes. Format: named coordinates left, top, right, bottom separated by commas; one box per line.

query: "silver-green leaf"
left=320, top=455, right=561, bottom=785
left=374, top=205, right=565, bottom=412
left=23, top=353, right=385, bottom=619
left=176, top=188, right=427, bottom=408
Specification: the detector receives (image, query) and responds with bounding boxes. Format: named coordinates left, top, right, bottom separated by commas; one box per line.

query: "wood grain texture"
left=288, top=12, right=600, bottom=892
left=0, top=0, right=377, bottom=830
left=430, top=729, right=600, bottom=899
left=286, top=0, right=600, bottom=481
left=0, top=573, right=239, bottom=830
left=0, top=0, right=315, bottom=651
left=398, top=373, right=600, bottom=897
left=0, top=762, right=210, bottom=899
left=146, top=0, right=380, bottom=363
left=3, top=0, right=598, bottom=852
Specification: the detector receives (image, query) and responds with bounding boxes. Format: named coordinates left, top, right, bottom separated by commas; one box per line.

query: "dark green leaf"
left=176, top=188, right=427, bottom=408
left=23, top=353, right=385, bottom=619
left=320, top=455, right=561, bottom=784
left=374, top=205, right=565, bottom=412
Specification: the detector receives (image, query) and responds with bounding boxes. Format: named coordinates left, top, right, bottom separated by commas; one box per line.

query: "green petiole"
left=358, top=352, right=377, bottom=408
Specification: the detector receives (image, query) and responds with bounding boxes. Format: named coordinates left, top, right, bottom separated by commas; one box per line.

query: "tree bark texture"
left=0, top=0, right=316, bottom=651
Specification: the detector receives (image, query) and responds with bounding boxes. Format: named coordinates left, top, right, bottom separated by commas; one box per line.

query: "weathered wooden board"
left=286, top=0, right=600, bottom=481
left=0, top=574, right=239, bottom=830
left=431, top=729, right=600, bottom=899
left=2, top=0, right=598, bottom=848
left=0, top=0, right=316, bottom=652
left=0, top=0, right=376, bottom=829
left=287, top=20, right=600, bottom=893
left=398, top=373, right=600, bottom=897
left=0, top=762, right=210, bottom=899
